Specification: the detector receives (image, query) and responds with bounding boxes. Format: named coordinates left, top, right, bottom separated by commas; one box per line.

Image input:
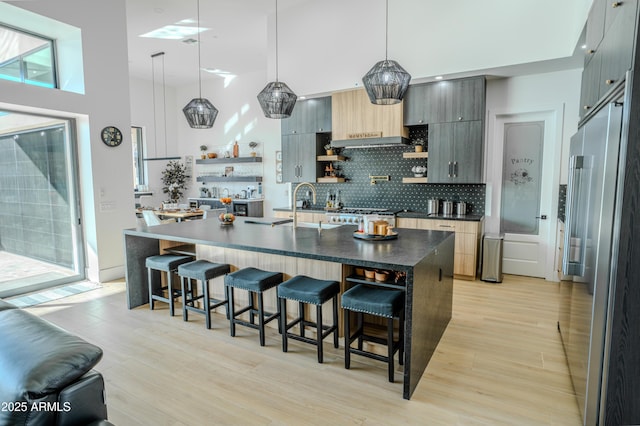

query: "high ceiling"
left=125, top=0, right=309, bottom=87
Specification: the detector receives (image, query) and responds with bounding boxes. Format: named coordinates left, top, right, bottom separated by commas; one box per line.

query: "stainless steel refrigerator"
left=559, top=80, right=628, bottom=425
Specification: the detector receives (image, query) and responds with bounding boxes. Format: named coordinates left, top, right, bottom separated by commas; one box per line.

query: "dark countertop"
left=123, top=217, right=453, bottom=270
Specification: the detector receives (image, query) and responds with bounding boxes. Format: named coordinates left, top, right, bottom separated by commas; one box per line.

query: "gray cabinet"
left=428, top=121, right=483, bottom=183
left=404, top=77, right=485, bottom=126
left=281, top=96, right=331, bottom=135
left=281, top=134, right=325, bottom=183
left=579, top=0, right=638, bottom=119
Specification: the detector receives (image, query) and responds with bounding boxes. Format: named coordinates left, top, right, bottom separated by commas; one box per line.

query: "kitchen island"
left=123, top=217, right=454, bottom=399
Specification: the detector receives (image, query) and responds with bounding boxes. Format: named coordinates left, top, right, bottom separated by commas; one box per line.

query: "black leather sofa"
left=0, top=299, right=113, bottom=426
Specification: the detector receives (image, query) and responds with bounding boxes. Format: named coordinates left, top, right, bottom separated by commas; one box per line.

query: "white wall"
left=0, top=0, right=134, bottom=282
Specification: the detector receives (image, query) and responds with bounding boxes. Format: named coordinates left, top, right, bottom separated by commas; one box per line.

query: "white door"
left=491, top=111, right=560, bottom=279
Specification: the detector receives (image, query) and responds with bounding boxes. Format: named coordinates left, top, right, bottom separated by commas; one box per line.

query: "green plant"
left=161, top=160, right=187, bottom=202
left=324, top=143, right=332, bottom=151
left=413, top=138, right=425, bottom=146
left=199, top=145, right=207, bottom=152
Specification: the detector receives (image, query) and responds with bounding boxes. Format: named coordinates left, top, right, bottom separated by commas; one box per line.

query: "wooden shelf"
left=346, top=274, right=406, bottom=289
left=197, top=176, right=263, bottom=183
left=402, top=177, right=428, bottom=184
left=196, top=157, right=262, bottom=164
left=317, top=177, right=345, bottom=183
left=403, top=152, right=428, bottom=159
left=317, top=155, right=346, bottom=162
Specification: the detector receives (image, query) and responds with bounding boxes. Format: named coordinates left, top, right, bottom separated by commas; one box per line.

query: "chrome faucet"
left=221, top=187, right=230, bottom=198
left=292, top=182, right=317, bottom=228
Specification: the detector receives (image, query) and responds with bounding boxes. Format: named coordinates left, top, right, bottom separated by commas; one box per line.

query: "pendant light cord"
left=197, top=0, right=203, bottom=98
left=151, top=55, right=158, bottom=156
left=385, top=0, right=389, bottom=60
left=162, top=53, right=168, bottom=156
left=275, top=0, right=279, bottom=82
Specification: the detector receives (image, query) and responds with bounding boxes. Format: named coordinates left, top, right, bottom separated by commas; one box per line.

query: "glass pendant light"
left=257, top=0, right=297, bottom=119
left=362, top=0, right=411, bottom=105
left=183, top=0, right=218, bottom=128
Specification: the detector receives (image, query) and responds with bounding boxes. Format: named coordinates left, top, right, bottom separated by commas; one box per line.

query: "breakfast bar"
left=123, top=217, right=454, bottom=399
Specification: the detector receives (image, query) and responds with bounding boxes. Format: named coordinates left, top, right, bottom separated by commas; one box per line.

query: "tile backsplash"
left=309, top=145, right=485, bottom=215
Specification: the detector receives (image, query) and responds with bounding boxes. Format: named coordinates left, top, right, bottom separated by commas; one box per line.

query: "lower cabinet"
left=274, top=210, right=326, bottom=224
left=397, top=217, right=482, bottom=280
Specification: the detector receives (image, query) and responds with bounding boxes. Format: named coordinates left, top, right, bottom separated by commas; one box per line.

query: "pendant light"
left=183, top=0, right=219, bottom=128
left=257, top=0, right=297, bottom=119
left=362, top=0, right=411, bottom=105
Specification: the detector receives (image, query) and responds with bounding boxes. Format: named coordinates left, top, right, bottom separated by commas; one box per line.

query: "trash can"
left=481, top=234, right=503, bottom=283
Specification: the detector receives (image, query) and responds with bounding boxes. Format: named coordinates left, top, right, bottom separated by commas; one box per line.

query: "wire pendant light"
left=257, top=0, right=297, bottom=119
left=183, top=0, right=219, bottom=128
left=362, top=0, right=411, bottom=105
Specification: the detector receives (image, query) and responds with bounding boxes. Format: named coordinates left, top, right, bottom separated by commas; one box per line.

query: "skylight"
left=140, top=25, right=205, bottom=40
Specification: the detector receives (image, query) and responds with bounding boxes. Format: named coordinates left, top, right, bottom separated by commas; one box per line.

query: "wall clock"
left=100, top=126, right=123, bottom=147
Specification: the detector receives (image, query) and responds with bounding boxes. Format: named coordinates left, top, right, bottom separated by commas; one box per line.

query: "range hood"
left=331, top=88, right=409, bottom=148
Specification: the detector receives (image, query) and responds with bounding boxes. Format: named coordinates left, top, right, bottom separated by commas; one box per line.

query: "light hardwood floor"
left=26, top=275, right=582, bottom=425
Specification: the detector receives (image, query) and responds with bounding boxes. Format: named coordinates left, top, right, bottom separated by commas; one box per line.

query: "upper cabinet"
left=580, top=0, right=638, bottom=118
left=331, top=88, right=408, bottom=141
left=404, top=77, right=485, bottom=126
left=281, top=96, right=331, bottom=135
left=428, top=121, right=483, bottom=183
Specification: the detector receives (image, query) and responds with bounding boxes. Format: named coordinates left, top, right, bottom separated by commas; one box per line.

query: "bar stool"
left=224, top=267, right=283, bottom=346
left=178, top=260, right=231, bottom=329
left=277, top=275, right=340, bottom=363
left=146, top=254, right=194, bottom=316
left=341, top=284, right=405, bottom=382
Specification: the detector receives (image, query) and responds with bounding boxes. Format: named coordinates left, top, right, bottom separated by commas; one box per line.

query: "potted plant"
left=413, top=138, right=425, bottom=152
left=161, top=160, right=187, bottom=203
left=324, top=143, right=334, bottom=156
left=199, top=145, right=207, bottom=159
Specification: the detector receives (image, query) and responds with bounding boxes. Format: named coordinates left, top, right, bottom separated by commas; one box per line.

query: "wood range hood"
left=331, top=88, right=410, bottom=148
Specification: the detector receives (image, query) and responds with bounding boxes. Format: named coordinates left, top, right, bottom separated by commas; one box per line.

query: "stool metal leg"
left=344, top=308, right=351, bottom=370
left=168, top=270, right=175, bottom=317
left=257, top=291, right=265, bottom=346
left=180, top=276, right=189, bottom=322
left=387, top=317, right=395, bottom=383
left=228, top=286, right=236, bottom=337
left=280, top=297, right=288, bottom=352
left=332, top=296, right=339, bottom=349
left=147, top=267, right=155, bottom=310
left=357, top=312, right=364, bottom=350
left=203, top=278, right=211, bottom=329
left=299, top=301, right=306, bottom=339
left=316, top=302, right=323, bottom=363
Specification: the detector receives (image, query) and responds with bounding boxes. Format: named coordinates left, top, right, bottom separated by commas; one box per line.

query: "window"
left=131, top=126, right=147, bottom=189
left=0, top=24, right=57, bottom=88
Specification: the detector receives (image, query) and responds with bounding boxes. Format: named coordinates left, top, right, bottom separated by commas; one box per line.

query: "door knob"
left=535, top=215, right=548, bottom=220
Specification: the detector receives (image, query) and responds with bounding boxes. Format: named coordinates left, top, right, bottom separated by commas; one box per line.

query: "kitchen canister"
left=442, top=201, right=454, bottom=216
left=456, top=201, right=467, bottom=216
left=427, top=199, right=439, bottom=215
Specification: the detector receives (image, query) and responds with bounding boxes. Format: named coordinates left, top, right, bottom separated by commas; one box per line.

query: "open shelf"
left=403, top=152, right=428, bottom=159
left=317, top=155, right=346, bottom=162
left=197, top=176, right=263, bottom=183
left=346, top=274, right=406, bottom=289
left=196, top=157, right=262, bottom=164
left=402, top=177, right=428, bottom=183
left=162, top=244, right=196, bottom=256
left=317, top=177, right=346, bottom=183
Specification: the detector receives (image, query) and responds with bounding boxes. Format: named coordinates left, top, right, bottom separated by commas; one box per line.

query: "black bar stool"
left=177, top=260, right=231, bottom=329
left=224, top=267, right=283, bottom=346
left=277, top=275, right=340, bottom=363
left=341, top=284, right=405, bottom=382
left=145, top=254, right=193, bottom=316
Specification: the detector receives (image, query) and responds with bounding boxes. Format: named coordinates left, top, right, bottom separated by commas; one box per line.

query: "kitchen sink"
left=280, top=222, right=342, bottom=229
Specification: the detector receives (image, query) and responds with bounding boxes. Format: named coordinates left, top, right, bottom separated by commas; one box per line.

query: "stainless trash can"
left=481, top=234, right=503, bottom=283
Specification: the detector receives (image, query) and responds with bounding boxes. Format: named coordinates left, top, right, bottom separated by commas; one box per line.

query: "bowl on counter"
left=218, top=212, right=236, bottom=225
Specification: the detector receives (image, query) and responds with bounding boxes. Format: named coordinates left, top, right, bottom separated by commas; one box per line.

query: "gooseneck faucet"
left=292, top=182, right=317, bottom=228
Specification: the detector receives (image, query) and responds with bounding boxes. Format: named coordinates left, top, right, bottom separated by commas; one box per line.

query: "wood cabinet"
left=274, top=210, right=326, bottom=224
left=579, top=0, right=638, bottom=118
left=404, top=77, right=485, bottom=126
left=428, top=121, right=483, bottom=183
left=281, top=96, right=331, bottom=135
left=396, top=217, right=482, bottom=280
left=281, top=134, right=327, bottom=183
left=331, top=88, right=408, bottom=141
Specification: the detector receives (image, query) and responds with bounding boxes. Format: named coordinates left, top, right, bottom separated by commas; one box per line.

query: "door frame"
left=485, top=105, right=564, bottom=281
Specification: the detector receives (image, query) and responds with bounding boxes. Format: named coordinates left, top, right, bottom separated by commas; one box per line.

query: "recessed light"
left=581, top=44, right=587, bottom=49
left=299, top=96, right=307, bottom=100
left=435, top=76, right=443, bottom=80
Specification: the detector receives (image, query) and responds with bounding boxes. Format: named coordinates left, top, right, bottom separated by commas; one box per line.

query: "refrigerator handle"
left=563, top=155, right=588, bottom=276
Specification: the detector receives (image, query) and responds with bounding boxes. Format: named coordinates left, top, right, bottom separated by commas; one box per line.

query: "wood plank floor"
left=26, top=275, right=582, bottom=425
